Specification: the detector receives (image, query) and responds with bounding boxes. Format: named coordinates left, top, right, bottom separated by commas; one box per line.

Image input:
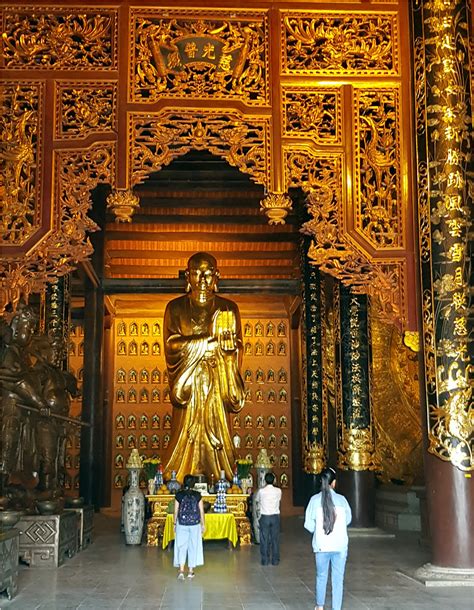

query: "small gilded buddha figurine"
left=163, top=252, right=245, bottom=482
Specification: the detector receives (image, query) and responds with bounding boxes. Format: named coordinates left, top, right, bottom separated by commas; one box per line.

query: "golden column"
left=411, top=0, right=473, bottom=570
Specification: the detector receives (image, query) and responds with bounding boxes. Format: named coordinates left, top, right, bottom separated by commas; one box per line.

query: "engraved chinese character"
left=202, top=43, right=215, bottom=60
left=453, top=316, right=467, bottom=336
left=219, top=54, right=232, bottom=71
left=184, top=42, right=198, bottom=58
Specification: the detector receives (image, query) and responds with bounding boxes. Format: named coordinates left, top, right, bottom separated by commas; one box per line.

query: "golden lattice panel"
left=282, top=86, right=343, bottom=145
left=129, top=110, right=271, bottom=188
left=1, top=6, right=118, bottom=70
left=281, top=10, right=400, bottom=76
left=54, top=81, right=118, bottom=140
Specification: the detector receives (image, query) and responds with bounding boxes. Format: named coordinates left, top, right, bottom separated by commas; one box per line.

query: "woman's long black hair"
left=321, top=467, right=337, bottom=535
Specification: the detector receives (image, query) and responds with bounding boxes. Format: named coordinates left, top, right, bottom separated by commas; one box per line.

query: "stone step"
left=375, top=484, right=424, bottom=532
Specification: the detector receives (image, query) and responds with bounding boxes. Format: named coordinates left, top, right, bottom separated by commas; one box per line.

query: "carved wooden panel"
left=2, top=6, right=118, bottom=70
left=130, top=8, right=269, bottom=105
left=281, top=11, right=399, bottom=75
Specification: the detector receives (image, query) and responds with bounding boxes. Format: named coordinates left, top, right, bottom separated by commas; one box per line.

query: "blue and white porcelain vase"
left=123, top=466, right=145, bottom=545
left=167, top=470, right=181, bottom=494
left=213, top=470, right=229, bottom=513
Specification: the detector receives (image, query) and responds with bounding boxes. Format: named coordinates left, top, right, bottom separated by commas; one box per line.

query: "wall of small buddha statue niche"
left=110, top=311, right=292, bottom=512
left=65, top=324, right=84, bottom=494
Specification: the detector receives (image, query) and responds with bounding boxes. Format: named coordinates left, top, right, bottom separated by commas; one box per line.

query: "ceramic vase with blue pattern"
left=123, top=467, right=145, bottom=545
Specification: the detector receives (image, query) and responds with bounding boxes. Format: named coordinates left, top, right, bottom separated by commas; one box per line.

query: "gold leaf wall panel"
left=354, top=88, right=403, bottom=249
left=55, top=82, right=118, bottom=140
left=282, top=87, right=343, bottom=145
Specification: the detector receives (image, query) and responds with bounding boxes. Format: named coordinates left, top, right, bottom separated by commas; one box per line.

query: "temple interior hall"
left=1, top=515, right=474, bottom=610
left=0, top=0, right=472, bottom=607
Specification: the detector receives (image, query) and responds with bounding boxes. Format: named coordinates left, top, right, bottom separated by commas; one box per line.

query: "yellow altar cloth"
left=162, top=513, right=238, bottom=549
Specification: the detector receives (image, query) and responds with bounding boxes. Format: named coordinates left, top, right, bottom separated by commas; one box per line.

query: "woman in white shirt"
left=304, top=467, right=352, bottom=610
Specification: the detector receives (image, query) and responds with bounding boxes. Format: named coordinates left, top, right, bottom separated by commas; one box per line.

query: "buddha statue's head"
left=185, top=252, right=220, bottom=305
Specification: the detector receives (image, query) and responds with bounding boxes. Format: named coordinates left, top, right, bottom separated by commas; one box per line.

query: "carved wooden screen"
left=1, top=1, right=415, bottom=330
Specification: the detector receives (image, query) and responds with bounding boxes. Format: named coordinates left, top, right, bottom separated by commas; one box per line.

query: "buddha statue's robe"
left=163, top=293, right=245, bottom=482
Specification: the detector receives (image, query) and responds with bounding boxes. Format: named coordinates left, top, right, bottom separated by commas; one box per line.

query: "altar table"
left=162, top=513, right=238, bottom=549
left=146, top=493, right=251, bottom=546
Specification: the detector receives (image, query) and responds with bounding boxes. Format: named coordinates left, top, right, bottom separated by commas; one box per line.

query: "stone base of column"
left=400, top=564, right=474, bottom=587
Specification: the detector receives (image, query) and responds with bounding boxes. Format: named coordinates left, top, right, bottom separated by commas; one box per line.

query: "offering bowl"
left=64, top=496, right=84, bottom=508
left=37, top=500, right=61, bottom=515
left=0, top=510, right=22, bottom=530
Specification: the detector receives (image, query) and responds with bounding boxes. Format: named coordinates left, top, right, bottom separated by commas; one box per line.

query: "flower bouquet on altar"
left=236, top=458, right=253, bottom=480
left=142, top=457, right=161, bottom=481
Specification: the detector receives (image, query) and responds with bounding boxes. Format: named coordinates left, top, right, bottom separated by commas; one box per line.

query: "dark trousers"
left=259, top=514, right=280, bottom=565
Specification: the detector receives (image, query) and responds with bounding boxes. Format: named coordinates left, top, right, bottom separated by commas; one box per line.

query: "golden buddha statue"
left=163, top=252, right=245, bottom=482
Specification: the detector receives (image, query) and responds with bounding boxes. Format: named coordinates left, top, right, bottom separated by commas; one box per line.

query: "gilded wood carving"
left=2, top=7, right=117, bottom=69
left=131, top=9, right=268, bottom=105
left=0, top=2, right=425, bottom=478
left=130, top=111, right=270, bottom=188
left=0, top=82, right=42, bottom=245
left=282, top=12, right=399, bottom=75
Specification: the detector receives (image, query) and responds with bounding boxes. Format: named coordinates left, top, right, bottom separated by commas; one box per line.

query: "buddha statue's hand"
left=218, top=329, right=237, bottom=352
left=212, top=309, right=237, bottom=352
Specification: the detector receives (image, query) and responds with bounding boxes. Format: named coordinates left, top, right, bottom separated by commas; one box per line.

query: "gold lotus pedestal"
left=146, top=494, right=251, bottom=547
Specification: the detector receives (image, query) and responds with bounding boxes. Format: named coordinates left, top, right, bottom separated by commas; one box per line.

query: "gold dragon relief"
left=130, top=10, right=268, bottom=104
left=130, top=111, right=270, bottom=188
left=1, top=82, right=43, bottom=246
left=281, top=11, right=399, bottom=75
left=354, top=88, right=403, bottom=249
left=53, top=144, right=115, bottom=237
left=428, top=383, right=472, bottom=472
left=55, top=82, right=117, bottom=140
left=1, top=7, right=117, bottom=70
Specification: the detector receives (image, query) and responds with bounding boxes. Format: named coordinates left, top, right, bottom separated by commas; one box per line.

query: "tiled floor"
left=1, top=514, right=472, bottom=609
